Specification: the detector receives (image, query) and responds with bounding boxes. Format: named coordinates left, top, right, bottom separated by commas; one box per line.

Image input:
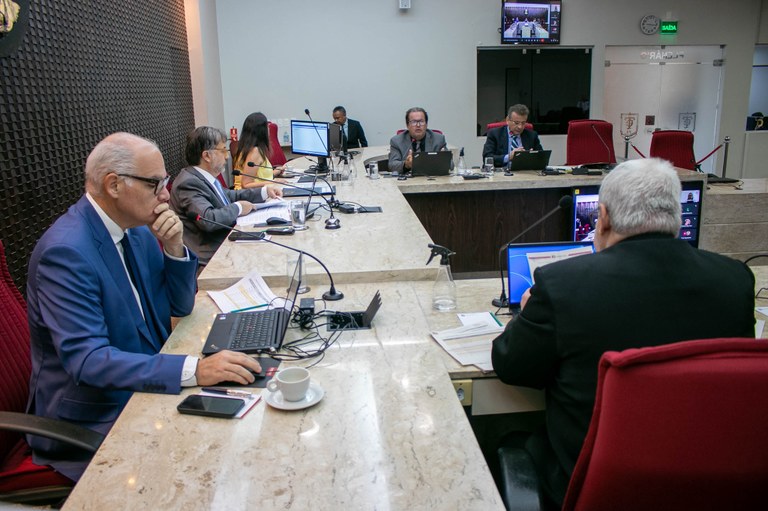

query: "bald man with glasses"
left=26, top=132, right=263, bottom=482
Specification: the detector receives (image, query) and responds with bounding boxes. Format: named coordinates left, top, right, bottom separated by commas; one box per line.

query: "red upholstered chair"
left=396, top=129, right=443, bottom=135
left=649, top=130, right=697, bottom=170
left=498, top=338, right=768, bottom=511
left=0, top=240, right=104, bottom=506
left=267, top=122, right=288, bottom=167
left=565, top=119, right=616, bottom=165
left=485, top=121, right=534, bottom=132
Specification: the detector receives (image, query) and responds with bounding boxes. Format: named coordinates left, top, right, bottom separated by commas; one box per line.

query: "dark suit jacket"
left=388, top=129, right=448, bottom=175
left=482, top=126, right=543, bottom=168
left=171, top=166, right=265, bottom=264
left=491, top=233, right=755, bottom=505
left=343, top=119, right=368, bottom=149
left=26, top=196, right=198, bottom=480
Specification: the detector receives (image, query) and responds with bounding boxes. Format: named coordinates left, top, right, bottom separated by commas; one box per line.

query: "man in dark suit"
left=27, top=133, right=263, bottom=481
left=483, top=104, right=543, bottom=168
left=389, top=107, right=449, bottom=175
left=491, top=158, right=755, bottom=508
left=332, top=105, right=368, bottom=150
left=171, top=126, right=282, bottom=265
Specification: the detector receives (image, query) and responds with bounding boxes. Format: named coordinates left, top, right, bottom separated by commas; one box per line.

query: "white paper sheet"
left=207, top=270, right=278, bottom=313
left=431, top=312, right=504, bottom=371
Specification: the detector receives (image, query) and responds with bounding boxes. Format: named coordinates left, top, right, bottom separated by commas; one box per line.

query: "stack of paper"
left=431, top=312, right=505, bottom=372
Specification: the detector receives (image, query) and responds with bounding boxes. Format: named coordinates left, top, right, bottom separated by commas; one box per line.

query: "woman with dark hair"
left=233, top=112, right=285, bottom=189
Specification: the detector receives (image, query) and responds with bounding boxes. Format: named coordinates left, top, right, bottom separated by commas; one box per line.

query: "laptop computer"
left=282, top=183, right=336, bottom=197
left=508, top=150, right=552, bottom=171
left=410, top=151, right=452, bottom=176
left=505, top=241, right=594, bottom=312
left=329, top=123, right=343, bottom=153
left=202, top=254, right=303, bottom=355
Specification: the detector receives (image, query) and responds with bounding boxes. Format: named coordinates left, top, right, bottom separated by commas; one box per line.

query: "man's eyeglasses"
left=508, top=120, right=527, bottom=126
left=209, top=146, right=229, bottom=154
left=117, top=174, right=170, bottom=195
left=408, top=120, right=426, bottom=126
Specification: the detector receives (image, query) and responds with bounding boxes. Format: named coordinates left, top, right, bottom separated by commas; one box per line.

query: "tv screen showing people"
left=501, top=1, right=561, bottom=45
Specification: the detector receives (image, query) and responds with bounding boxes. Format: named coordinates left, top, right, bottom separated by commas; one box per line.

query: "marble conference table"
left=62, top=279, right=510, bottom=510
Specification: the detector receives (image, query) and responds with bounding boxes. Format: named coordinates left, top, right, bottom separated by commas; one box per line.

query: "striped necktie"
left=213, top=178, right=230, bottom=205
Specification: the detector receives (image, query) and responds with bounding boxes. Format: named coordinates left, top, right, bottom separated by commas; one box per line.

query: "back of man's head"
left=599, top=158, right=682, bottom=237
left=185, top=126, right=226, bottom=166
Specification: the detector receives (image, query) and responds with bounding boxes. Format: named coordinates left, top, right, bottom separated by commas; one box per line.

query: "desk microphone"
left=491, top=195, right=572, bottom=308
left=591, top=123, right=613, bottom=166
left=188, top=213, right=343, bottom=300
left=236, top=167, right=340, bottom=230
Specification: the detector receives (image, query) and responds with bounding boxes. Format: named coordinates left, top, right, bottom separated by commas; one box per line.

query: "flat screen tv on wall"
left=501, top=1, right=561, bottom=45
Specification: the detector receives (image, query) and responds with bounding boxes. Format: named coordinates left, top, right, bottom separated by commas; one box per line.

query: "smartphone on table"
left=177, top=395, right=245, bottom=418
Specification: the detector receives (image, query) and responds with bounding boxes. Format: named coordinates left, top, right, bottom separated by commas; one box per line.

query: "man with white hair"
left=491, top=158, right=756, bottom=508
left=26, top=132, right=263, bottom=481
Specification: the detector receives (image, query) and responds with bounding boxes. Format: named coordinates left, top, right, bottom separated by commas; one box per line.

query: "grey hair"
left=507, top=104, right=530, bottom=118
left=85, top=133, right=159, bottom=195
left=599, top=158, right=682, bottom=237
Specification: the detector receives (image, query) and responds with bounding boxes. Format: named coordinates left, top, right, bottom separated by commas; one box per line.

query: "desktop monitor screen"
left=291, top=120, right=330, bottom=158
left=571, top=180, right=705, bottom=247
left=506, top=242, right=595, bottom=306
left=501, top=1, right=562, bottom=45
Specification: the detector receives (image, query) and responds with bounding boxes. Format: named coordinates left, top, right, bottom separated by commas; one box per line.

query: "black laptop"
left=202, top=255, right=302, bottom=355
left=508, top=150, right=552, bottom=171
left=411, top=151, right=452, bottom=176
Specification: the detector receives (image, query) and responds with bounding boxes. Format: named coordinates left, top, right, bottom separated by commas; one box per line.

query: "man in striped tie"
left=482, top=104, right=544, bottom=169
left=171, top=126, right=282, bottom=265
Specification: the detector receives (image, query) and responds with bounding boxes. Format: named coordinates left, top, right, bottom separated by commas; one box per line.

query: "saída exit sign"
left=660, top=21, right=678, bottom=34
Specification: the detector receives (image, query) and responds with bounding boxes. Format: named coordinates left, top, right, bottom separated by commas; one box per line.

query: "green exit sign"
left=661, top=21, right=678, bottom=34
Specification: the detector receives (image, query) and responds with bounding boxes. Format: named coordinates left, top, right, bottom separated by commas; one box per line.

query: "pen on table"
left=230, top=303, right=268, bottom=313
left=490, top=312, right=503, bottom=327
left=202, top=387, right=255, bottom=399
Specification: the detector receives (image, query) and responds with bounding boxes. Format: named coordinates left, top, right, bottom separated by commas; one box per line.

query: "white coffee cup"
left=267, top=367, right=310, bottom=402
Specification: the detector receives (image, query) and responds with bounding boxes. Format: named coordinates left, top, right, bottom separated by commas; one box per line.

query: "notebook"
left=202, top=254, right=303, bottom=355
left=410, top=151, right=452, bottom=176
left=505, top=242, right=594, bottom=311
left=508, top=150, right=552, bottom=171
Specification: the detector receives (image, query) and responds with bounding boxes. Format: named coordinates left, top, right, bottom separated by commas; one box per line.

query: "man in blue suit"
left=26, top=133, right=263, bottom=481
left=483, top=104, right=544, bottom=168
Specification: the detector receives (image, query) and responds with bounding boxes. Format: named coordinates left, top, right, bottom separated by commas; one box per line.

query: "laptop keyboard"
left=230, top=309, right=284, bottom=350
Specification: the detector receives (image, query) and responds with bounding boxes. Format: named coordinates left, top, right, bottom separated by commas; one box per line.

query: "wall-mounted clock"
left=640, top=14, right=660, bottom=35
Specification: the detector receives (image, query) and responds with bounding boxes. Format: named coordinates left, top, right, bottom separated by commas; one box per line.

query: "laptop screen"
left=506, top=242, right=595, bottom=306
left=571, top=179, right=704, bottom=247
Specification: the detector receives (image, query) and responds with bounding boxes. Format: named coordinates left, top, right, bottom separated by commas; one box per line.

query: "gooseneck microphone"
left=188, top=213, right=343, bottom=301
left=304, top=108, right=331, bottom=174
left=491, top=195, right=572, bottom=308
left=236, top=167, right=340, bottom=230
left=591, top=123, right=613, bottom=166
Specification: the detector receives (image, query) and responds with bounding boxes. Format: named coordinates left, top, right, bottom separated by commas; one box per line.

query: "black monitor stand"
left=305, top=156, right=329, bottom=174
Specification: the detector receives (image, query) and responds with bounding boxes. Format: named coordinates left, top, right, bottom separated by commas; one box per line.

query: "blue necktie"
left=213, top=178, right=230, bottom=205
left=510, top=134, right=520, bottom=149
left=120, top=234, right=165, bottom=347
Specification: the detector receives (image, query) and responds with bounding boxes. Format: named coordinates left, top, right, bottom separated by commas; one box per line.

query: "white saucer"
left=265, top=382, right=325, bottom=411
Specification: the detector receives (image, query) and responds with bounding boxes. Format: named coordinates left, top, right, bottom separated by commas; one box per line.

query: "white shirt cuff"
left=235, top=202, right=243, bottom=216
left=164, top=245, right=190, bottom=261
left=260, top=187, right=269, bottom=201
left=180, top=356, right=199, bottom=387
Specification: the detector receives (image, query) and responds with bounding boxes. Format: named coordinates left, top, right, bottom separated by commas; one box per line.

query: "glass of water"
left=290, top=201, right=307, bottom=231
left=484, top=157, right=495, bottom=176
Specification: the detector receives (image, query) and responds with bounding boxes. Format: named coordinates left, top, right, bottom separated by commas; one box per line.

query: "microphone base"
left=491, top=297, right=510, bottom=308
left=322, top=289, right=344, bottom=301
left=325, top=218, right=341, bottom=230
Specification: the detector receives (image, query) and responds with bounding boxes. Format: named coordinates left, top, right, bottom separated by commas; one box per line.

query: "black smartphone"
left=177, top=395, right=245, bottom=418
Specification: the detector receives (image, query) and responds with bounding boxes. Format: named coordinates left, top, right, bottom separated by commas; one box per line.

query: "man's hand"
left=151, top=203, right=184, bottom=257
left=404, top=149, right=413, bottom=170
left=520, top=288, right=532, bottom=310
left=509, top=147, right=526, bottom=159
left=236, top=200, right=254, bottom=216
left=266, top=185, right=283, bottom=199
left=195, top=350, right=262, bottom=386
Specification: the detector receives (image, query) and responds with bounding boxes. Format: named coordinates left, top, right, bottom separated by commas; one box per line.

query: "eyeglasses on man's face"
left=117, top=173, right=170, bottom=195
left=408, top=120, right=426, bottom=126
left=508, top=120, right=527, bottom=126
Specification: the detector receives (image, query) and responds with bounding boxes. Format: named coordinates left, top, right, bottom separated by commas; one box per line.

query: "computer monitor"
left=291, top=120, right=330, bottom=173
left=571, top=180, right=705, bottom=247
left=501, top=1, right=562, bottom=45
left=329, top=123, right=343, bottom=153
left=506, top=241, right=594, bottom=308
